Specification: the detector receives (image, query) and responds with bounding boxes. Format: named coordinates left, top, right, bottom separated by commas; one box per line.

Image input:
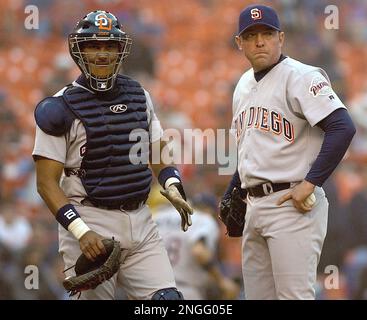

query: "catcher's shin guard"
left=151, top=288, right=184, bottom=300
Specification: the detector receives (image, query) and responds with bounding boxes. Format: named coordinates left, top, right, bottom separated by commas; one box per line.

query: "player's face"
left=235, top=25, right=284, bottom=72
left=81, top=40, right=120, bottom=78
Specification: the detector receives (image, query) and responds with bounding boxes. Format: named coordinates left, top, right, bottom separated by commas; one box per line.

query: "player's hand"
left=79, top=230, right=107, bottom=261
left=160, top=185, right=194, bottom=232
left=277, top=180, right=315, bottom=214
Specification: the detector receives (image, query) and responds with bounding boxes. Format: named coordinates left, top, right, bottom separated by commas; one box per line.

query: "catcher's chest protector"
left=62, top=75, right=152, bottom=208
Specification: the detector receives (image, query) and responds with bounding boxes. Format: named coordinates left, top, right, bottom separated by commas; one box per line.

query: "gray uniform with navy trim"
left=231, top=57, right=346, bottom=299
left=32, top=81, right=176, bottom=300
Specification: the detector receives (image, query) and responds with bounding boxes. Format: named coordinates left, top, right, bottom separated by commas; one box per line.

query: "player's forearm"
left=35, top=158, right=69, bottom=215
left=37, top=178, right=70, bottom=215
left=150, top=139, right=175, bottom=177
left=36, top=159, right=91, bottom=240
left=150, top=139, right=185, bottom=195
left=150, top=162, right=166, bottom=179
left=306, top=108, right=356, bottom=186
left=38, top=177, right=92, bottom=240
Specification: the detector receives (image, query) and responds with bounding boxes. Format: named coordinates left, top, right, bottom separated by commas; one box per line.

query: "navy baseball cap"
left=238, top=4, right=281, bottom=36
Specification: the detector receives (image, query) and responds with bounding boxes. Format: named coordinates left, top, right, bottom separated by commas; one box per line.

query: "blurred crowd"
left=1, top=0, right=367, bottom=299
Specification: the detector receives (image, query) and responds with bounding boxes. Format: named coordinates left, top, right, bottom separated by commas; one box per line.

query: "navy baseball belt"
left=65, top=168, right=147, bottom=211
left=247, top=182, right=291, bottom=197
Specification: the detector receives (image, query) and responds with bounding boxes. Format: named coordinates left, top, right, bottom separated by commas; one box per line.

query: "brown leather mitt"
left=63, top=238, right=121, bottom=297
left=219, top=188, right=247, bottom=237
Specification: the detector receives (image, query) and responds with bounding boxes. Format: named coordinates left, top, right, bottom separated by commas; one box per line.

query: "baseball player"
left=223, top=4, right=356, bottom=299
left=154, top=193, right=239, bottom=299
left=32, top=10, right=193, bottom=300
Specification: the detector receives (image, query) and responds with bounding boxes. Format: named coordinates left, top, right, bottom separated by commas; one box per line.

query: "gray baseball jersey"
left=154, top=206, right=219, bottom=299
left=231, top=57, right=344, bottom=299
left=32, top=82, right=176, bottom=300
left=231, top=57, right=346, bottom=188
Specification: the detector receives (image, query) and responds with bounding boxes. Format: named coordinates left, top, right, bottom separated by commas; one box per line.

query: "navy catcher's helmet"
left=68, top=10, right=132, bottom=92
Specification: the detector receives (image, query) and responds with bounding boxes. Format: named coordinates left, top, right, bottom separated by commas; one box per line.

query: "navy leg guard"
left=151, top=287, right=184, bottom=300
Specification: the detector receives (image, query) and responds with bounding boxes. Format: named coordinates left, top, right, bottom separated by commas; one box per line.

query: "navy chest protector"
left=62, top=75, right=152, bottom=208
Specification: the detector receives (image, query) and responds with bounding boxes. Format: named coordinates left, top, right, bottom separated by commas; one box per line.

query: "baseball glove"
left=219, top=188, right=247, bottom=237
left=63, top=238, right=122, bottom=297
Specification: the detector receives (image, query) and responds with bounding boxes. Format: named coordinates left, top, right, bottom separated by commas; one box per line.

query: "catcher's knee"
left=151, top=287, right=184, bottom=300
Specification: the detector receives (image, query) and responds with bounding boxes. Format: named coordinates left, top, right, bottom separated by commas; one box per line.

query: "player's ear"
left=278, top=31, right=285, bottom=47
left=235, top=36, right=243, bottom=51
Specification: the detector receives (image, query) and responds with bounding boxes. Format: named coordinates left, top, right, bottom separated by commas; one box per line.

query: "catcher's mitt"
left=63, top=238, right=122, bottom=297
left=219, top=188, right=247, bottom=237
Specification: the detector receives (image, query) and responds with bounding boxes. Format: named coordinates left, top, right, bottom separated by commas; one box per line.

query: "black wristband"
left=158, top=166, right=182, bottom=188
left=56, top=204, right=80, bottom=231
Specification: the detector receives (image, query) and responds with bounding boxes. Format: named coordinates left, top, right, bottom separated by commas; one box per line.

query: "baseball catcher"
left=219, top=187, right=247, bottom=237
left=63, top=238, right=122, bottom=297
left=33, top=10, right=189, bottom=299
